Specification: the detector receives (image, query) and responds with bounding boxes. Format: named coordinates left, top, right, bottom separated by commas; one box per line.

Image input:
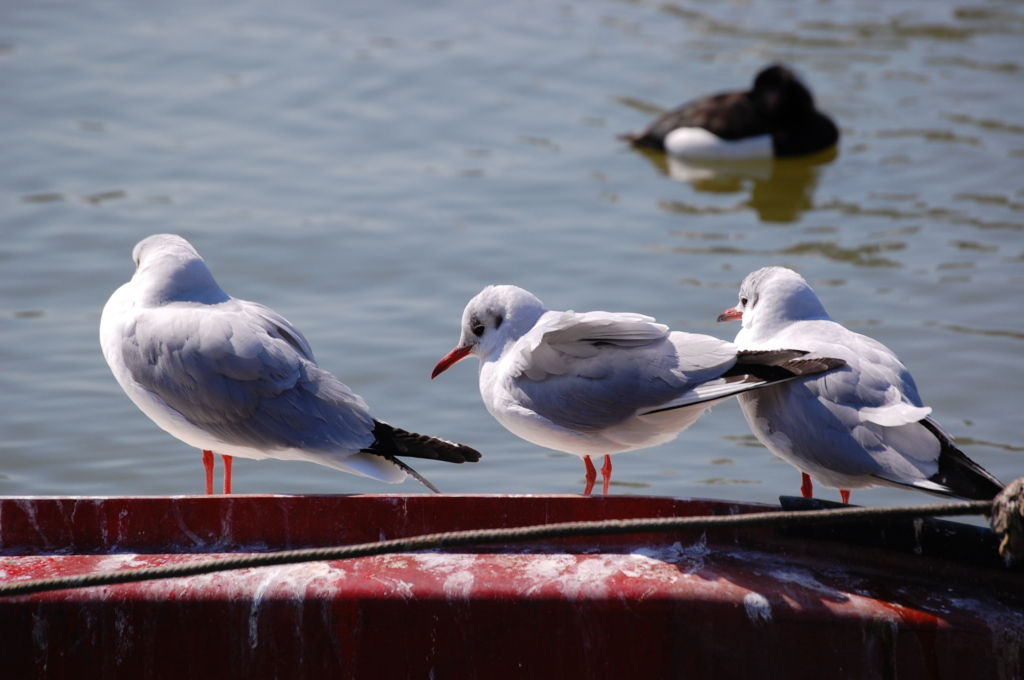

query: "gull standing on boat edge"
left=431, top=284, right=844, bottom=494
left=717, top=266, right=1003, bottom=503
left=100, top=234, right=480, bottom=494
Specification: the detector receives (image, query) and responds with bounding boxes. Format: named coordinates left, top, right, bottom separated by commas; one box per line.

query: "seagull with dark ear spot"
left=718, top=266, right=1003, bottom=503
left=101, top=234, right=480, bottom=495
left=621, top=64, right=839, bottom=160
left=432, top=285, right=844, bottom=495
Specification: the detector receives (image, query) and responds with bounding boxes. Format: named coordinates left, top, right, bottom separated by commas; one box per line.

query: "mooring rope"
left=0, top=499, right=992, bottom=598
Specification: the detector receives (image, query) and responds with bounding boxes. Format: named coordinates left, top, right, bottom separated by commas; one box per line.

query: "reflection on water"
left=955, top=439, right=1024, bottom=453
left=666, top=240, right=905, bottom=267
left=814, top=199, right=1024, bottom=232
left=633, top=147, right=836, bottom=223
left=922, top=322, right=1024, bottom=342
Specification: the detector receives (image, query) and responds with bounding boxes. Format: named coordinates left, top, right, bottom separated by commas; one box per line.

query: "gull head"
left=432, top=285, right=548, bottom=378
left=717, top=266, right=830, bottom=333
left=130, top=234, right=229, bottom=307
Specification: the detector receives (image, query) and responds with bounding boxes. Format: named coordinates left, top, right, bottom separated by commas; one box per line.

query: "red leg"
left=840, top=489, right=850, bottom=504
left=222, top=455, right=233, bottom=495
left=202, top=450, right=215, bottom=495
left=582, top=456, right=597, bottom=495
left=600, top=455, right=612, bottom=496
left=800, top=472, right=813, bottom=499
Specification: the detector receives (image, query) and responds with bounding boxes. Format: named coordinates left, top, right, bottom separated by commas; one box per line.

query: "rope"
left=0, top=500, right=992, bottom=598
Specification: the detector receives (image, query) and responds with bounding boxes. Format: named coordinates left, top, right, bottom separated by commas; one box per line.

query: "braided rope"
left=0, top=499, right=992, bottom=598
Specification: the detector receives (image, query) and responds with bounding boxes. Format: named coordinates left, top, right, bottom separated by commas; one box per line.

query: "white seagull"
left=100, top=234, right=480, bottom=494
left=718, top=266, right=1003, bottom=503
left=431, top=285, right=843, bottom=494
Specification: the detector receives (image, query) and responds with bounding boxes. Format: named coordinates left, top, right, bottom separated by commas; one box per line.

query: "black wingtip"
left=722, top=354, right=845, bottom=382
left=735, top=349, right=808, bottom=364
left=919, top=419, right=1004, bottom=501
left=366, top=420, right=482, bottom=464
left=778, top=357, right=847, bottom=376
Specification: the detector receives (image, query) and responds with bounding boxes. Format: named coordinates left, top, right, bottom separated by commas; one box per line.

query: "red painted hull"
left=1, top=494, right=1021, bottom=679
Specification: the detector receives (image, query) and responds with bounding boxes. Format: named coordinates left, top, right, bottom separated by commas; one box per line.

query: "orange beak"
left=717, top=307, right=743, bottom=322
left=431, top=345, right=472, bottom=379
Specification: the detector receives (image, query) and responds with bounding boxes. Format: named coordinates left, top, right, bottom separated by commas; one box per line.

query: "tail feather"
left=919, top=418, right=1003, bottom=500
left=365, top=420, right=482, bottom=464
left=360, top=420, right=484, bottom=494
left=388, top=457, right=442, bottom=494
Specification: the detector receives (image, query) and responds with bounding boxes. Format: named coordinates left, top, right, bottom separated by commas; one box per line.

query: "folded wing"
left=121, top=299, right=376, bottom=454
left=508, top=311, right=744, bottom=431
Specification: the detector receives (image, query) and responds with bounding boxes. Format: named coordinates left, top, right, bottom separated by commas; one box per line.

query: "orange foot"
left=583, top=455, right=597, bottom=495
left=800, top=472, right=813, bottom=499
left=222, top=454, right=233, bottom=494
left=600, top=455, right=612, bottom=496
left=203, top=450, right=215, bottom=495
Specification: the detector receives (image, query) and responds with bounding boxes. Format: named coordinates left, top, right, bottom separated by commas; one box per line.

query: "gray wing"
left=773, top=321, right=932, bottom=426
left=510, top=311, right=738, bottom=431
left=740, top=321, right=940, bottom=478
left=121, top=298, right=375, bottom=453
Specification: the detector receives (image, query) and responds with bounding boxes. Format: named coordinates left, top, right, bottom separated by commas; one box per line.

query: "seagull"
left=718, top=266, right=1003, bottom=503
left=100, top=234, right=480, bottom=494
left=620, top=64, right=839, bottom=160
left=431, top=285, right=843, bottom=494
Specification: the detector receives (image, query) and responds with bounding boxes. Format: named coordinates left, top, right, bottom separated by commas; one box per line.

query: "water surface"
left=2, top=0, right=1021, bottom=509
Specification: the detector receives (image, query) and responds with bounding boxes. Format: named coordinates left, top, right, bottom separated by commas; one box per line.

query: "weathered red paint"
left=1, top=494, right=1021, bottom=679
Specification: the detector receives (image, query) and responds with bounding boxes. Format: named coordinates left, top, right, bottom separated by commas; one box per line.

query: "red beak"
left=717, top=307, right=743, bottom=322
left=431, top=345, right=472, bottom=379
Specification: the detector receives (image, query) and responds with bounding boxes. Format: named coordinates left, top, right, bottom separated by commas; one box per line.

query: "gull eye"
left=494, top=315, right=503, bottom=330
left=472, top=325, right=485, bottom=337
left=740, top=297, right=748, bottom=307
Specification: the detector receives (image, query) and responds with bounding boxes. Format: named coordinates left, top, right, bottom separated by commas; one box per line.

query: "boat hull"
left=1, top=494, right=1021, bottom=679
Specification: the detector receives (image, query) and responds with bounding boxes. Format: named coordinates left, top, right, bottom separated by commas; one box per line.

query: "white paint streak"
left=117, top=508, right=128, bottom=544
left=743, top=592, right=773, bottom=625
left=372, top=575, right=415, bottom=599
left=172, top=505, right=206, bottom=548
left=31, top=610, right=48, bottom=650
left=443, top=571, right=475, bottom=602
left=219, top=501, right=235, bottom=549
left=633, top=535, right=709, bottom=574
left=114, top=606, right=134, bottom=664
left=518, top=554, right=577, bottom=596
left=16, top=500, right=50, bottom=550
left=249, top=567, right=283, bottom=650
left=95, top=553, right=147, bottom=572
left=769, top=568, right=847, bottom=600
left=411, top=553, right=480, bottom=575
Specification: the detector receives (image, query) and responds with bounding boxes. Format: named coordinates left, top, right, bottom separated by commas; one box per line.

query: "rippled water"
left=2, top=0, right=1021, bottom=508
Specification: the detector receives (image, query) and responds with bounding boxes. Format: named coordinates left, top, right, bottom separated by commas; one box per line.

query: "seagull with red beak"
left=717, top=266, right=1003, bottom=503
left=433, top=284, right=843, bottom=495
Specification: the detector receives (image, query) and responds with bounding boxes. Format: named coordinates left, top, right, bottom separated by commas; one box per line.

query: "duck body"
left=623, top=64, right=839, bottom=160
